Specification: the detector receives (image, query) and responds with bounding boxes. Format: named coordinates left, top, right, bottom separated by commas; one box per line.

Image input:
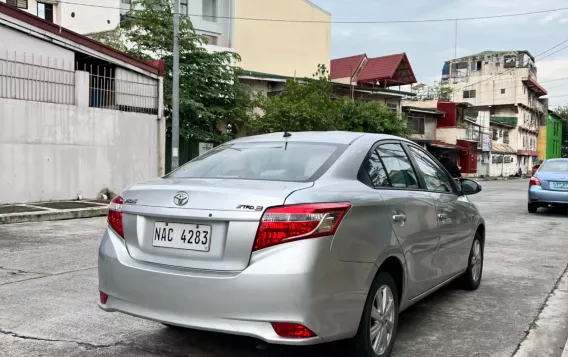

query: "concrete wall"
left=0, top=25, right=74, bottom=68
left=408, top=116, right=437, bottom=141
left=234, top=0, right=331, bottom=77
left=0, top=98, right=161, bottom=204
left=58, top=0, right=120, bottom=34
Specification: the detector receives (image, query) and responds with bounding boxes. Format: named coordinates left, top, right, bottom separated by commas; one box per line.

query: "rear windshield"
left=539, top=161, right=568, bottom=173
left=167, top=142, right=345, bottom=182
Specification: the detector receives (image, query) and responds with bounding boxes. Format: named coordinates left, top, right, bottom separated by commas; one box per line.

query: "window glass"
left=409, top=147, right=453, bottom=193
left=376, top=144, right=419, bottom=189
left=539, top=160, right=568, bottom=173
left=363, top=150, right=390, bottom=188
left=167, top=142, right=341, bottom=182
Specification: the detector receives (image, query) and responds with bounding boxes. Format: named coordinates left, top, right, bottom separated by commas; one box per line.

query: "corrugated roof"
left=357, top=53, right=405, bottom=82
left=330, top=54, right=366, bottom=79
left=492, top=144, right=516, bottom=154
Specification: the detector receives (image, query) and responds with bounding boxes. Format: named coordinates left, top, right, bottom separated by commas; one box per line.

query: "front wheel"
left=459, top=233, right=484, bottom=290
left=353, top=272, right=399, bottom=357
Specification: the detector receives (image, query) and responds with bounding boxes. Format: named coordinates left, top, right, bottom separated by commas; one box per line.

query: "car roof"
left=229, top=131, right=407, bottom=145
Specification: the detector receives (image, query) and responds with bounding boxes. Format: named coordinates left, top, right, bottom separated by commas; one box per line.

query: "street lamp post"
left=172, top=0, right=180, bottom=171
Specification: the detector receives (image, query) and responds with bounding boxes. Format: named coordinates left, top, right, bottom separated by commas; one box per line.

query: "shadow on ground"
left=120, top=284, right=457, bottom=357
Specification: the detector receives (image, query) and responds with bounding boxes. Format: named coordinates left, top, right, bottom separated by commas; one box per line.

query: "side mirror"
left=460, top=178, right=482, bottom=195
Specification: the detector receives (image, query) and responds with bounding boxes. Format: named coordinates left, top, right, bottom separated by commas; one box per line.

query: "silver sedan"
left=98, top=131, right=485, bottom=357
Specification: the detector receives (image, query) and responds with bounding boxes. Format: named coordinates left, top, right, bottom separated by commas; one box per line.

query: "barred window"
left=7, top=0, right=28, bottom=9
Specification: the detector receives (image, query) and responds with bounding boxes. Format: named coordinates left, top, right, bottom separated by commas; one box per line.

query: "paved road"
left=1, top=180, right=567, bottom=357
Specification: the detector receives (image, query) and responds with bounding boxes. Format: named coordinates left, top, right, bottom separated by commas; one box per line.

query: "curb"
left=562, top=338, right=568, bottom=357
left=0, top=207, right=108, bottom=225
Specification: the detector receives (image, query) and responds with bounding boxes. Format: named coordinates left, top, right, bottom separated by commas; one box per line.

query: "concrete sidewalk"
left=0, top=201, right=108, bottom=225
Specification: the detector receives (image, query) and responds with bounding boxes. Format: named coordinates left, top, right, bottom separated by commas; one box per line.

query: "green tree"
left=93, top=0, right=252, bottom=143
left=249, top=65, right=343, bottom=134
left=341, top=100, right=410, bottom=137
left=555, top=105, right=568, bottom=157
left=250, top=64, right=409, bottom=137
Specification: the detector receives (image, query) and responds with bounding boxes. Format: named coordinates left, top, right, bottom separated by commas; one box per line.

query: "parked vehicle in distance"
left=528, top=158, right=568, bottom=214
left=98, top=132, right=486, bottom=357
left=532, top=163, right=541, bottom=176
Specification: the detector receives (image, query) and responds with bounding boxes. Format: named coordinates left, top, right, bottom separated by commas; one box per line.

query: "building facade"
left=1, top=0, right=120, bottom=34
left=234, top=0, right=330, bottom=78
left=1, top=2, right=165, bottom=203
left=538, top=110, right=564, bottom=161
left=441, top=50, right=548, bottom=174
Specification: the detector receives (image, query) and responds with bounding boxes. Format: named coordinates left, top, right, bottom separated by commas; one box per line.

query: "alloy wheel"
left=471, top=240, right=482, bottom=282
left=369, top=285, right=395, bottom=355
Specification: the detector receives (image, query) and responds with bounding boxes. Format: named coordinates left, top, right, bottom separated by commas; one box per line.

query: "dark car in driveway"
left=528, top=158, right=568, bottom=213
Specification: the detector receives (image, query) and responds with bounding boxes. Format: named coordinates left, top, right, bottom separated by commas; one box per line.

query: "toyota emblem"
left=173, top=192, right=189, bottom=206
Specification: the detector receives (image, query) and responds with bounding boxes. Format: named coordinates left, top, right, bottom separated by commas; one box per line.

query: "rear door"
left=119, top=141, right=345, bottom=272
left=361, top=141, right=441, bottom=299
left=405, top=144, right=474, bottom=281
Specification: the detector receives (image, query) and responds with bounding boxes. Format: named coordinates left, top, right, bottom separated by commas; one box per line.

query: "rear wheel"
left=459, top=233, right=483, bottom=290
left=353, top=272, right=399, bottom=357
left=528, top=203, right=538, bottom=213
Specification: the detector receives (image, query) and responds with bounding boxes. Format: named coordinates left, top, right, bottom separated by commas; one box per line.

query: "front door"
left=362, top=142, right=441, bottom=299
left=406, top=145, right=474, bottom=281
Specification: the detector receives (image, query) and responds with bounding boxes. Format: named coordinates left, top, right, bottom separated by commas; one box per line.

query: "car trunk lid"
left=537, top=172, right=568, bottom=191
left=119, top=178, right=313, bottom=271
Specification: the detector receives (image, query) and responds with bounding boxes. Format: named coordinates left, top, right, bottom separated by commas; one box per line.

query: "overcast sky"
left=311, top=0, right=568, bottom=109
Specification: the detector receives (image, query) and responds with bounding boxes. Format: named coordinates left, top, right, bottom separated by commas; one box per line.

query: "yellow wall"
left=537, top=125, right=547, bottom=161
left=234, top=0, right=331, bottom=78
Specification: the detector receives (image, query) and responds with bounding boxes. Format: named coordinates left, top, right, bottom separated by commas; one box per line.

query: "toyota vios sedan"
left=98, top=132, right=485, bottom=357
left=528, top=158, right=568, bottom=213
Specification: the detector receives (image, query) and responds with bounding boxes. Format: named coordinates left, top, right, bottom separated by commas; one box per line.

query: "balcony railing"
left=491, top=116, right=518, bottom=127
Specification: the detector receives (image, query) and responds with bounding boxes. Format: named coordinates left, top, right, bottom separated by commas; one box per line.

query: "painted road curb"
left=0, top=206, right=107, bottom=225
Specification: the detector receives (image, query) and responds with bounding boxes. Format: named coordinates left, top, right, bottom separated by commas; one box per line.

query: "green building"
left=538, top=110, right=563, bottom=160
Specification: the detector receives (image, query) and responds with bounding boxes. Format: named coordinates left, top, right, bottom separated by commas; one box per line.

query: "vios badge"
left=173, top=192, right=189, bottom=206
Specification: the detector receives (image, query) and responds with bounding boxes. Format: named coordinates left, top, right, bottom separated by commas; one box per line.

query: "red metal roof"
left=0, top=2, right=161, bottom=75
left=356, top=53, right=417, bottom=87
left=330, top=54, right=366, bottom=79
left=523, top=78, right=548, bottom=96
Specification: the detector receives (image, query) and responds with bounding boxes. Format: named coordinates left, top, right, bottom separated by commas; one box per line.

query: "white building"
left=0, top=2, right=165, bottom=203
left=120, top=0, right=234, bottom=52
left=441, top=50, right=547, bottom=175
left=1, top=0, right=234, bottom=52
left=1, top=0, right=120, bottom=34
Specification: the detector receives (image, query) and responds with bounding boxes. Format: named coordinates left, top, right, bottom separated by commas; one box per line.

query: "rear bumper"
left=98, top=229, right=375, bottom=345
left=529, top=186, right=568, bottom=205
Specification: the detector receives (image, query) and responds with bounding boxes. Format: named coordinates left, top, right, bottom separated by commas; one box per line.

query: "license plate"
left=152, top=222, right=211, bottom=252
left=551, top=182, right=568, bottom=189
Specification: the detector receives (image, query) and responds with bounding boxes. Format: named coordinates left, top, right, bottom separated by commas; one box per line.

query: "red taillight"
left=99, top=291, right=108, bottom=304
left=529, top=177, right=541, bottom=186
left=108, top=196, right=124, bottom=238
left=271, top=322, right=316, bottom=339
left=253, top=203, right=351, bottom=252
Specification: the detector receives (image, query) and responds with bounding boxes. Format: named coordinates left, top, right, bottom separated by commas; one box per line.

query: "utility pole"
left=171, top=0, right=180, bottom=170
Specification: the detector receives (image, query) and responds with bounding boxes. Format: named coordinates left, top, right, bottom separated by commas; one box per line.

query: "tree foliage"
left=93, top=0, right=252, bottom=143
left=250, top=65, right=410, bottom=137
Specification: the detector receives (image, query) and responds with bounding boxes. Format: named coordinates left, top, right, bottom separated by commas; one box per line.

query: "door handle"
left=392, top=214, right=407, bottom=223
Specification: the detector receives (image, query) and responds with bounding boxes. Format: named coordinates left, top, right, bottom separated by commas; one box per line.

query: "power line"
left=540, top=77, right=568, bottom=84
left=538, top=44, right=568, bottom=61
left=56, top=1, right=568, bottom=24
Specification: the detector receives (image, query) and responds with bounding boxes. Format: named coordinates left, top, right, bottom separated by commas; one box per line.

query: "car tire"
left=528, top=203, right=538, bottom=214
left=459, top=233, right=483, bottom=291
left=353, top=272, right=399, bottom=357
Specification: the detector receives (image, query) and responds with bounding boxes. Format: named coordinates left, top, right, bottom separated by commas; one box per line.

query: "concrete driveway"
left=1, top=180, right=567, bottom=357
